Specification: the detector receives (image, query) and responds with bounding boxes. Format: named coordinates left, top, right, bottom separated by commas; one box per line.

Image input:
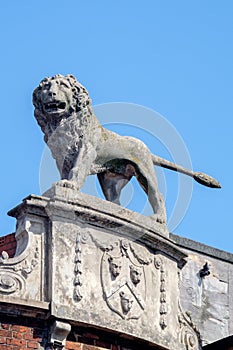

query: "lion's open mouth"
left=44, top=101, right=66, bottom=113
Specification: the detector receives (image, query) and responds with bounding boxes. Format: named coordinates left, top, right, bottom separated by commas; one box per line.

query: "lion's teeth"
left=44, top=101, right=66, bottom=111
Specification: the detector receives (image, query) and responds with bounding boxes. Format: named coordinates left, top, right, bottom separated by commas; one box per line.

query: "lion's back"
left=96, top=127, right=151, bottom=164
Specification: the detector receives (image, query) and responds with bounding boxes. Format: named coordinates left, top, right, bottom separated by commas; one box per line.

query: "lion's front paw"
left=152, top=213, right=166, bottom=225
left=156, top=216, right=166, bottom=224
left=55, top=179, right=78, bottom=190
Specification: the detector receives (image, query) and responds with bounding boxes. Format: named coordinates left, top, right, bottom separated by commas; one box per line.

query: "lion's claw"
left=156, top=217, right=166, bottom=224
left=151, top=213, right=166, bottom=225
left=55, top=179, right=77, bottom=190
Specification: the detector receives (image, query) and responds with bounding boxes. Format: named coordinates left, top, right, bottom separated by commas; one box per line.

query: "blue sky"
left=0, top=1, right=232, bottom=252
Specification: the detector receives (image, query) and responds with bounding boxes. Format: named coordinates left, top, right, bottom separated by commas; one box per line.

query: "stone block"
left=1, top=184, right=200, bottom=350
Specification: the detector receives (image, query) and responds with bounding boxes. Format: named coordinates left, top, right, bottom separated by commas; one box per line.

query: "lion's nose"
left=48, top=91, right=57, bottom=97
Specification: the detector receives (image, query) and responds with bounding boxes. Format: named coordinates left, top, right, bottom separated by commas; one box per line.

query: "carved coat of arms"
left=101, top=239, right=148, bottom=320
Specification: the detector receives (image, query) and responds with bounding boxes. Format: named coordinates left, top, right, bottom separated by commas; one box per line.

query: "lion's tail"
left=151, top=154, right=221, bottom=188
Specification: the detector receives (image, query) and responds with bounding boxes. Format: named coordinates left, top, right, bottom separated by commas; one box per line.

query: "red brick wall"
left=65, top=341, right=131, bottom=350
left=0, top=233, right=17, bottom=258
left=0, top=316, right=46, bottom=349
left=65, top=342, right=163, bottom=350
left=66, top=327, right=162, bottom=350
left=0, top=314, right=162, bottom=350
left=0, top=318, right=132, bottom=350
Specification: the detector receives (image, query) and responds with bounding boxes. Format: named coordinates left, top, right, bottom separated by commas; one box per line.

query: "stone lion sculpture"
left=33, top=74, right=220, bottom=224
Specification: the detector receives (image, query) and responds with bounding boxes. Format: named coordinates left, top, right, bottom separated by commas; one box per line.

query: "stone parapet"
left=0, top=184, right=201, bottom=349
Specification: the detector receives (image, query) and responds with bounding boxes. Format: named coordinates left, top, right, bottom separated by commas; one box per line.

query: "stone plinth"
left=0, top=184, right=201, bottom=350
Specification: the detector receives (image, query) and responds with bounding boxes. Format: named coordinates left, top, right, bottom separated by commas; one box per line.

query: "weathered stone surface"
left=33, top=74, right=220, bottom=228
left=172, top=233, right=233, bottom=345
left=0, top=214, right=45, bottom=303
left=49, top=320, right=71, bottom=347
left=1, top=185, right=201, bottom=350
left=33, top=74, right=167, bottom=224
left=42, top=184, right=172, bottom=239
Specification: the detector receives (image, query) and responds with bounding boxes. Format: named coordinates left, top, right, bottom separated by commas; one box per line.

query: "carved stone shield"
left=101, top=240, right=146, bottom=320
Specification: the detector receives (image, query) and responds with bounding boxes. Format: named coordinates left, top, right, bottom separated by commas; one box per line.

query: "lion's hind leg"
left=97, top=162, right=135, bottom=204
left=135, top=164, right=166, bottom=224
left=98, top=171, right=130, bottom=204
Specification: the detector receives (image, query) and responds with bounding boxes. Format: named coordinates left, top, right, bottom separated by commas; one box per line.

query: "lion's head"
left=33, top=74, right=92, bottom=140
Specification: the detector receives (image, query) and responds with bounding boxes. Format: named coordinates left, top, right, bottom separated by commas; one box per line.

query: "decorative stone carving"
left=73, top=230, right=90, bottom=302
left=6, top=189, right=192, bottom=350
left=0, top=271, right=24, bottom=294
left=119, top=291, right=134, bottom=315
left=108, top=256, right=122, bottom=279
left=49, top=320, right=71, bottom=349
left=0, top=215, right=44, bottom=301
left=73, top=231, right=83, bottom=302
left=1, top=251, right=9, bottom=260
left=13, top=246, right=39, bottom=276
left=129, top=265, right=142, bottom=285
left=33, top=74, right=220, bottom=226
left=32, top=74, right=166, bottom=224
left=178, top=302, right=201, bottom=350
left=91, top=237, right=150, bottom=320
left=155, top=256, right=168, bottom=330
left=129, top=243, right=152, bottom=266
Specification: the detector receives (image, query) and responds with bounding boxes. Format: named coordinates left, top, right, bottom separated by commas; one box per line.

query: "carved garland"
left=155, top=256, right=167, bottom=330
left=74, top=232, right=82, bottom=301
left=74, top=230, right=89, bottom=302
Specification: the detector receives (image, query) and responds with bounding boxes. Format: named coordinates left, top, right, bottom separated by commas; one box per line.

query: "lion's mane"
left=33, top=74, right=94, bottom=140
left=33, top=74, right=97, bottom=178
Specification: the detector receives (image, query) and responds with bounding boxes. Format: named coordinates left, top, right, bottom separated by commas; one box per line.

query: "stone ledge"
left=171, top=233, right=233, bottom=264
left=0, top=296, right=50, bottom=318
left=43, top=184, right=168, bottom=236
left=0, top=296, right=49, bottom=309
left=8, top=185, right=187, bottom=266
